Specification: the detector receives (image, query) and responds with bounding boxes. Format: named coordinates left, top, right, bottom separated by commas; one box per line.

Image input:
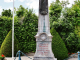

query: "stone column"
left=33, top=0, right=57, bottom=60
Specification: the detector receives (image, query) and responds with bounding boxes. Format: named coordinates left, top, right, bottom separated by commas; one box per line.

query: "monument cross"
left=33, top=0, right=57, bottom=60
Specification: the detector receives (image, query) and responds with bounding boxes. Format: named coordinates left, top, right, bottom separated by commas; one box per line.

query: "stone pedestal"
left=33, top=0, right=57, bottom=60
left=33, top=14, right=57, bottom=60
left=33, top=32, right=57, bottom=60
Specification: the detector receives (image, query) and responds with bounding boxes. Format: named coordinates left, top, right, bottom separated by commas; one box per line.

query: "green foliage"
left=1, top=9, right=12, bottom=17
left=0, top=56, right=4, bottom=60
left=16, top=5, right=26, bottom=17
left=62, top=0, right=80, bottom=26
left=65, top=32, right=79, bottom=53
left=14, top=6, right=38, bottom=53
left=0, top=5, right=38, bottom=53
left=49, top=1, right=62, bottom=28
left=61, top=0, right=70, bottom=7
left=62, top=5, right=80, bottom=26
left=74, top=25, right=80, bottom=50
left=75, top=26, right=80, bottom=37
left=0, top=30, right=19, bottom=57
left=49, top=1, right=62, bottom=18
left=0, top=48, right=1, bottom=56
left=0, top=16, right=12, bottom=47
left=50, top=28, right=68, bottom=60
left=49, top=0, right=80, bottom=53
left=61, top=0, right=80, bottom=53
left=53, top=18, right=74, bottom=45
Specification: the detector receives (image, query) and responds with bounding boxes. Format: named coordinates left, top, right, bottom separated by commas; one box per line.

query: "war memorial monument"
left=33, top=0, right=57, bottom=60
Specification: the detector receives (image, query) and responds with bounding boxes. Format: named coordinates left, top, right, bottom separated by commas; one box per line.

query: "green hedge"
left=0, top=16, right=12, bottom=47
left=50, top=28, right=68, bottom=60
left=0, top=11, right=38, bottom=53
left=14, top=10, right=38, bottom=53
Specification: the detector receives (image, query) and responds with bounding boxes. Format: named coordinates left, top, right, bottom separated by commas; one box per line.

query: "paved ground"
left=5, top=56, right=33, bottom=60
left=4, top=56, right=78, bottom=60
left=4, top=53, right=78, bottom=60
left=68, top=58, right=77, bottom=60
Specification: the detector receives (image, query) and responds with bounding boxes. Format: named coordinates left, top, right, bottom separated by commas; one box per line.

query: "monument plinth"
left=33, top=0, right=57, bottom=60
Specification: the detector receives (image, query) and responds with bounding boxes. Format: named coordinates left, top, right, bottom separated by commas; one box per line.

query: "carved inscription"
left=37, top=43, right=50, bottom=56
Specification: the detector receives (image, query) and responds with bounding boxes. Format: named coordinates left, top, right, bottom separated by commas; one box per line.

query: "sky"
left=0, top=0, right=76, bottom=16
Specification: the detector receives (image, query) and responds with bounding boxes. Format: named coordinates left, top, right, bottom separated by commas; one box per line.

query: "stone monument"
left=33, top=0, right=57, bottom=60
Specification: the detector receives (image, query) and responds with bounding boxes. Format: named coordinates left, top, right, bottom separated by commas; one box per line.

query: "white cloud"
left=0, top=6, right=2, bottom=15
left=49, top=0, right=56, bottom=6
left=25, top=0, right=39, bottom=9
left=25, top=0, right=39, bottom=15
left=0, top=6, right=2, bottom=12
left=19, top=0, right=24, bottom=2
left=36, top=12, right=38, bottom=16
left=30, top=2, right=39, bottom=9
left=67, top=0, right=75, bottom=7
left=25, top=3, right=30, bottom=6
left=4, top=0, right=16, bottom=3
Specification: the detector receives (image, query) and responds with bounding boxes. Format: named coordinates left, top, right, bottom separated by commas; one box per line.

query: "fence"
left=14, top=50, right=33, bottom=60
left=14, top=50, right=80, bottom=60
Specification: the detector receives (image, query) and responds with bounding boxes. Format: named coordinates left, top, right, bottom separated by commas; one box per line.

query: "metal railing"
left=14, top=50, right=33, bottom=60
left=14, top=50, right=80, bottom=60
left=64, top=53, right=78, bottom=60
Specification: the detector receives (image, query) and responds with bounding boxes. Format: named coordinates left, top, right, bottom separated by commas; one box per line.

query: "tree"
left=49, top=0, right=80, bottom=53
left=1, top=9, right=12, bottom=17
left=49, top=1, right=62, bottom=28
left=56, top=0, right=60, bottom=2
left=58, top=0, right=80, bottom=53
left=62, top=0, right=80, bottom=42
left=16, top=5, right=26, bottom=17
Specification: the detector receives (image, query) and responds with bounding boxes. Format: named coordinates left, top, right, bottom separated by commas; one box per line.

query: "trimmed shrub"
left=0, top=48, right=1, bottom=56
left=50, top=28, right=68, bottom=60
left=0, top=30, right=19, bottom=57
